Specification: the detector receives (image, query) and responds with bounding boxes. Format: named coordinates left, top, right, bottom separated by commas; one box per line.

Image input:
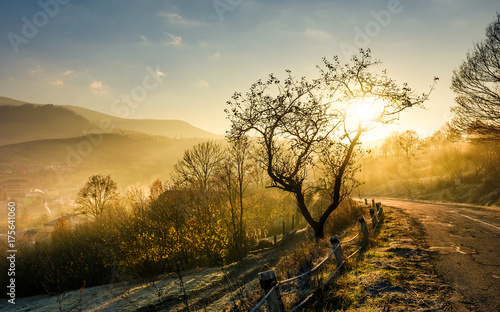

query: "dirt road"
left=380, top=198, right=500, bottom=312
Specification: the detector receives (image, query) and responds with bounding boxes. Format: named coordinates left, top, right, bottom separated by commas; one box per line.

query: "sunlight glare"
left=352, top=97, right=379, bottom=122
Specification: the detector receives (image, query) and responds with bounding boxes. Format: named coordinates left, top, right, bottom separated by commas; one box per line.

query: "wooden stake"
left=258, top=270, right=284, bottom=312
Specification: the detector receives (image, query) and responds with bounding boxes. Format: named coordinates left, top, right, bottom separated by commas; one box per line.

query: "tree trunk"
left=312, top=221, right=325, bottom=239
left=294, top=189, right=319, bottom=236
left=238, top=179, right=244, bottom=249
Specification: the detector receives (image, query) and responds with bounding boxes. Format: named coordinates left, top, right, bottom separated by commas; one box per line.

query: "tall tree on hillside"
left=126, top=185, right=149, bottom=215
left=217, top=137, right=251, bottom=251
left=449, top=13, right=500, bottom=141
left=396, top=130, right=421, bottom=198
left=149, top=179, right=164, bottom=201
left=173, top=141, right=225, bottom=194
left=226, top=49, right=436, bottom=238
left=397, top=130, right=421, bottom=163
left=75, top=174, right=118, bottom=219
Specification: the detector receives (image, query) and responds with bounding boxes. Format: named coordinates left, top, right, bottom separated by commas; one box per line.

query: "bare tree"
left=397, top=130, right=421, bottom=162
left=394, top=130, right=422, bottom=198
left=149, top=179, right=164, bottom=201
left=217, top=137, right=251, bottom=250
left=75, top=174, right=118, bottom=219
left=126, top=185, right=149, bottom=215
left=173, top=141, right=225, bottom=194
left=449, top=13, right=500, bottom=141
left=232, top=138, right=250, bottom=247
left=226, top=49, right=436, bottom=238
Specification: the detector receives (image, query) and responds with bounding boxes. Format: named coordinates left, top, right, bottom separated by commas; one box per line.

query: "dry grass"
left=307, top=206, right=451, bottom=311
left=224, top=203, right=451, bottom=311
left=324, top=198, right=366, bottom=236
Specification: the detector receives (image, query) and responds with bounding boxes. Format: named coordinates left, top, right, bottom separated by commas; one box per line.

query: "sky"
left=0, top=0, right=498, bottom=141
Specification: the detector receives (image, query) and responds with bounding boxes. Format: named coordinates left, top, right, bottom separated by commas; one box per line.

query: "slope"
left=63, top=105, right=222, bottom=139
left=0, top=96, right=36, bottom=106
left=0, top=133, right=213, bottom=188
left=0, top=97, right=221, bottom=147
left=0, top=104, right=96, bottom=146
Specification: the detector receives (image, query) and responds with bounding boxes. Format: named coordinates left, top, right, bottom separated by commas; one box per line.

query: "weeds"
left=74, top=280, right=86, bottom=312
left=176, top=267, right=190, bottom=310
left=308, top=206, right=450, bottom=311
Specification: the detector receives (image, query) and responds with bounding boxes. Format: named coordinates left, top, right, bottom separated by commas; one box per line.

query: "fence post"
left=364, top=198, right=368, bottom=205
left=369, top=208, right=378, bottom=230
left=371, top=199, right=375, bottom=208
left=258, top=270, right=284, bottom=312
left=292, top=214, right=295, bottom=230
left=274, top=235, right=277, bottom=246
left=377, top=203, right=384, bottom=222
left=329, top=235, right=344, bottom=267
left=358, top=216, right=369, bottom=242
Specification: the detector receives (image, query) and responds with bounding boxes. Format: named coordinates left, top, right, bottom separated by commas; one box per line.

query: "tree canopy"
left=450, top=13, right=500, bottom=141
left=75, top=174, right=118, bottom=218
left=173, top=141, right=225, bottom=194
left=226, top=49, right=436, bottom=238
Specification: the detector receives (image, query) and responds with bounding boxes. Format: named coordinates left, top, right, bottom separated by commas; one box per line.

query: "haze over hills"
left=63, top=105, right=221, bottom=139
left=0, top=96, right=35, bottom=106
left=0, top=133, right=211, bottom=189
left=0, top=97, right=221, bottom=147
left=0, top=96, right=224, bottom=214
left=0, top=104, right=96, bottom=146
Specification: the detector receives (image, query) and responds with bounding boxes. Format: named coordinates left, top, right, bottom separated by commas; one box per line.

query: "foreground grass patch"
left=309, top=206, right=450, bottom=311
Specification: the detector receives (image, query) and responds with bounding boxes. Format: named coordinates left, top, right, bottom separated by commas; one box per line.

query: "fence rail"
left=251, top=199, right=384, bottom=312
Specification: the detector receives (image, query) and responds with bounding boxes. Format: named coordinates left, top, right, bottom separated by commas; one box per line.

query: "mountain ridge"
left=0, top=133, right=214, bottom=188
left=62, top=104, right=221, bottom=139
left=0, top=96, right=221, bottom=146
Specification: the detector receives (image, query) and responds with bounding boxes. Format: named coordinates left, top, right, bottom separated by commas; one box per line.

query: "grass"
left=232, top=203, right=448, bottom=311
left=305, top=206, right=450, bottom=311
left=126, top=199, right=448, bottom=312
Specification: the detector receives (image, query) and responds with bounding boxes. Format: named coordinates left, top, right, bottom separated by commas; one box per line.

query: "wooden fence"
left=250, top=200, right=384, bottom=312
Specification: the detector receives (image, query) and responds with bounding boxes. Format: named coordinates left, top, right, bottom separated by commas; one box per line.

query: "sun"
left=355, top=103, right=378, bottom=122
left=350, top=97, right=380, bottom=122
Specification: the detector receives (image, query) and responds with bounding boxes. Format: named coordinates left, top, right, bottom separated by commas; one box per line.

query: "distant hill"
left=0, top=96, right=35, bottom=106
left=63, top=105, right=221, bottom=139
left=0, top=133, right=214, bottom=188
left=0, top=104, right=96, bottom=146
left=0, top=97, right=221, bottom=146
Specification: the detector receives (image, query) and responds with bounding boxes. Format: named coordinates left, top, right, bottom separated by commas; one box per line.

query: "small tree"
left=149, top=179, right=164, bottom=201
left=397, top=130, right=421, bottom=162
left=226, top=49, right=436, bottom=238
left=449, top=13, right=500, bottom=141
left=217, top=137, right=251, bottom=251
left=75, top=174, right=118, bottom=219
left=173, top=141, right=225, bottom=194
left=126, top=185, right=149, bottom=215
left=394, top=130, right=421, bottom=198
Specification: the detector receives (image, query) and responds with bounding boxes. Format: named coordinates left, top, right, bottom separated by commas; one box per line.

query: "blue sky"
left=1, top=0, right=498, bottom=140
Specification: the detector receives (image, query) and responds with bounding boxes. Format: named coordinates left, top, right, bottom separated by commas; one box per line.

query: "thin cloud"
left=211, top=52, right=221, bottom=61
left=164, top=33, right=183, bottom=46
left=303, top=28, right=332, bottom=40
left=157, top=11, right=204, bottom=27
left=156, top=69, right=166, bottom=77
left=195, top=80, right=209, bottom=88
left=90, top=80, right=109, bottom=94
left=31, top=64, right=44, bottom=75
left=50, top=79, right=64, bottom=86
left=139, top=34, right=151, bottom=46
left=62, top=70, right=74, bottom=76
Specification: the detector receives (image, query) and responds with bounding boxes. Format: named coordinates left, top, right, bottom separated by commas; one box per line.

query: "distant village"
left=0, top=170, right=86, bottom=245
